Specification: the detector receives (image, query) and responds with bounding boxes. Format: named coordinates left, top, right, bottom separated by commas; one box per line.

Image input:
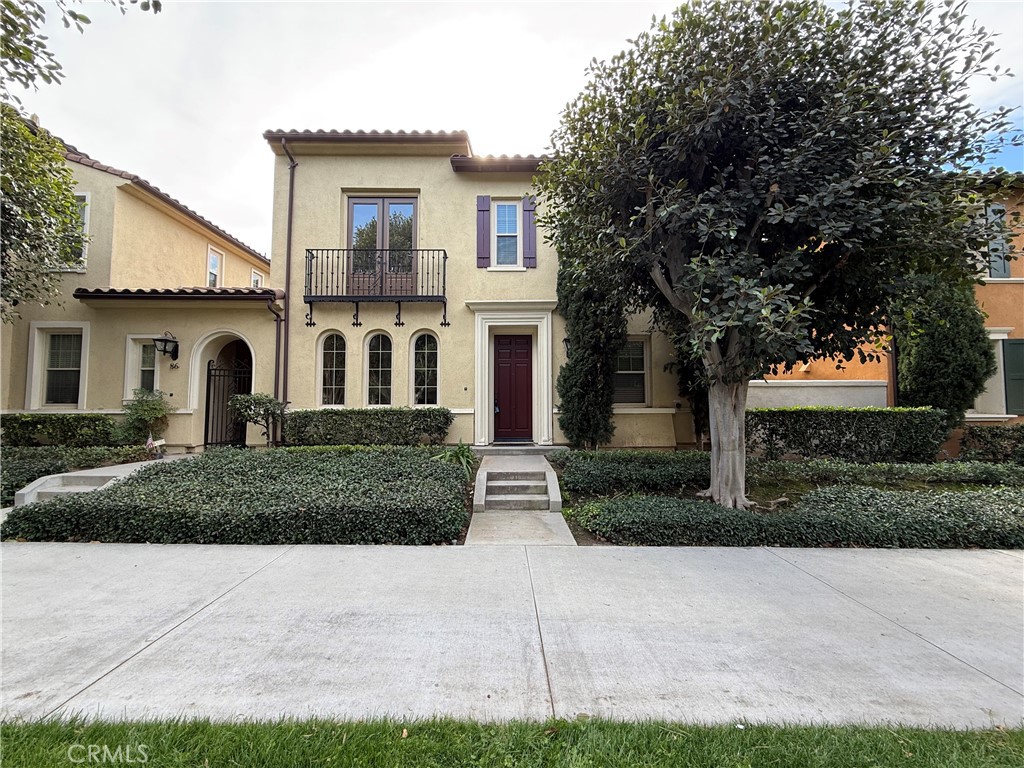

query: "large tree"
left=537, top=0, right=1021, bottom=507
left=1, top=103, right=84, bottom=322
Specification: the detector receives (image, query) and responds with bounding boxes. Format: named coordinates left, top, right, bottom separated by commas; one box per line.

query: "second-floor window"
left=492, top=200, right=522, bottom=267
left=987, top=203, right=1010, bottom=279
left=70, top=194, right=89, bottom=267
left=207, top=247, right=223, bottom=287
left=251, top=270, right=265, bottom=288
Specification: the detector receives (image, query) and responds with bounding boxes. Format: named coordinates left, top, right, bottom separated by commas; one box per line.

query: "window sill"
left=486, top=266, right=527, bottom=272
left=612, top=406, right=677, bottom=414
left=980, top=277, right=1024, bottom=284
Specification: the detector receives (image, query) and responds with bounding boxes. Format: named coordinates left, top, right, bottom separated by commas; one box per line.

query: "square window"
left=251, top=271, right=264, bottom=288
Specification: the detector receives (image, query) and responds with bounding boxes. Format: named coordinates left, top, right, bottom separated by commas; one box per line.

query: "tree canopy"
left=1, top=103, right=84, bottom=322
left=537, top=0, right=1022, bottom=506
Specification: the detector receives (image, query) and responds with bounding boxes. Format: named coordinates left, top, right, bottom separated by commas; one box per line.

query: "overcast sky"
left=17, top=0, right=1024, bottom=258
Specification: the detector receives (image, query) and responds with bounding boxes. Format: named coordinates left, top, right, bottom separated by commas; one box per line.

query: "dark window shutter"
left=1004, top=340, right=1024, bottom=415
left=523, top=196, right=537, bottom=268
left=476, top=195, right=491, bottom=268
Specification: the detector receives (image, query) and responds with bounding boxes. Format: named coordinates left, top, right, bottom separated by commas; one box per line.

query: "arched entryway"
left=204, top=339, right=253, bottom=446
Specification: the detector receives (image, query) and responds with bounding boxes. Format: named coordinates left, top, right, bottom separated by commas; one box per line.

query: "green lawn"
left=2, top=719, right=1021, bottom=767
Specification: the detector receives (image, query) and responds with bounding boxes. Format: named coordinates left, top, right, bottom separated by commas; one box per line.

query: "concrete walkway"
left=2, top=543, right=1021, bottom=726
left=466, top=455, right=574, bottom=546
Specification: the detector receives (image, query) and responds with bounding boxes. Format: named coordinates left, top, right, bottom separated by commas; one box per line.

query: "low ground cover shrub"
left=556, top=449, right=1022, bottom=499
left=960, top=424, right=1024, bottom=465
left=0, top=446, right=151, bottom=506
left=746, top=407, right=948, bottom=463
left=0, top=448, right=468, bottom=545
left=284, top=407, right=453, bottom=446
left=568, top=487, right=1024, bottom=548
left=0, top=413, right=122, bottom=447
left=558, top=450, right=711, bottom=495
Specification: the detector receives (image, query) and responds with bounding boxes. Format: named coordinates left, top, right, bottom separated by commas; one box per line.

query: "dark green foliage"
left=431, top=440, right=477, bottom=480
left=891, top=279, right=997, bottom=430
left=118, top=388, right=173, bottom=443
left=557, top=449, right=1024, bottom=498
left=555, top=261, right=627, bottom=449
left=749, top=458, right=1024, bottom=488
left=569, top=488, right=1024, bottom=549
left=746, top=407, right=948, bottom=463
left=0, top=449, right=467, bottom=545
left=0, top=413, right=121, bottom=447
left=0, top=445, right=150, bottom=506
left=659, top=308, right=710, bottom=445
left=961, top=424, right=1024, bottom=464
left=560, top=450, right=711, bottom=495
left=284, top=407, right=453, bottom=446
left=229, top=392, right=286, bottom=448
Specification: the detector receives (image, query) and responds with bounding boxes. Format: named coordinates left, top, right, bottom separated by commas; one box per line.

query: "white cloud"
left=17, top=0, right=1023, bottom=257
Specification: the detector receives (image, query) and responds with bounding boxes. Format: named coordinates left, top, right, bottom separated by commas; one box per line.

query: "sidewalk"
left=2, top=543, right=1021, bottom=726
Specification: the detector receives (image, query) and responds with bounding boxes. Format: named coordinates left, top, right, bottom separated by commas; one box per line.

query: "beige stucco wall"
left=110, top=186, right=266, bottom=288
left=270, top=147, right=683, bottom=447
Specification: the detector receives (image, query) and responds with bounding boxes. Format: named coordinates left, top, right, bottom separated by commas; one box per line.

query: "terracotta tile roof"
left=264, top=128, right=469, bottom=141
left=74, top=287, right=284, bottom=301
left=62, top=144, right=269, bottom=267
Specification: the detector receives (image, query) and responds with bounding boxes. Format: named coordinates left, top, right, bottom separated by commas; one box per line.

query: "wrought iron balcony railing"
left=303, top=248, right=448, bottom=327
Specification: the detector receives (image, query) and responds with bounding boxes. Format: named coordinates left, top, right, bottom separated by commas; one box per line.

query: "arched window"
left=367, top=333, right=392, bottom=405
left=413, top=333, right=439, bottom=405
left=321, top=334, right=346, bottom=405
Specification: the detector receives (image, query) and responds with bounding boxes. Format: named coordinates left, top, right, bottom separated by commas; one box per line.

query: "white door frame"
left=467, top=301, right=556, bottom=446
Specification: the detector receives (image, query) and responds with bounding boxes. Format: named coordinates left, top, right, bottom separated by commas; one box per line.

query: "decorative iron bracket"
left=440, top=300, right=450, bottom=328
left=394, top=302, right=405, bottom=327
left=351, top=302, right=362, bottom=327
left=304, top=303, right=316, bottom=327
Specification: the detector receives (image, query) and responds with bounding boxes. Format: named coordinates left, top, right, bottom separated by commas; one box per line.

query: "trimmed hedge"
left=1, top=413, right=122, bottom=448
left=0, top=448, right=468, bottom=545
left=559, top=450, right=711, bottom=495
left=568, top=487, right=1024, bottom=548
left=960, top=424, right=1024, bottom=465
left=555, top=450, right=1022, bottom=498
left=284, top=408, right=453, bottom=446
left=0, top=446, right=151, bottom=506
left=746, top=407, right=948, bottom=463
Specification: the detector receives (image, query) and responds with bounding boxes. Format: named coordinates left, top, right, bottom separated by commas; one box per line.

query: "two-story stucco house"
left=3, top=127, right=1020, bottom=453
left=0, top=133, right=283, bottom=448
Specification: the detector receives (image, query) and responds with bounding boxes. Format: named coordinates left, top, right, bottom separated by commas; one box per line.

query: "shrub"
left=119, top=389, right=173, bottom=444
left=960, top=424, right=1024, bottom=465
left=568, top=487, right=1024, bottom=549
left=891, top=278, right=997, bottom=431
left=284, top=407, right=453, bottom=446
left=0, top=413, right=121, bottom=447
left=229, top=393, right=287, bottom=448
left=748, top=458, right=1024, bottom=488
left=0, top=448, right=468, bottom=545
left=0, top=446, right=151, bottom=506
left=559, top=450, right=711, bottom=495
left=745, top=407, right=948, bottom=463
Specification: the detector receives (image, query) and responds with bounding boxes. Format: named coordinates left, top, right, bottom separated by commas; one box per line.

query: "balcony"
left=304, top=248, right=449, bottom=327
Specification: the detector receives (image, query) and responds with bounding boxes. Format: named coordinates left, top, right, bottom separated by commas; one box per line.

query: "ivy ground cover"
left=0, top=448, right=468, bottom=545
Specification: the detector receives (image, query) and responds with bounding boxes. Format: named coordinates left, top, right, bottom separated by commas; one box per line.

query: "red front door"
left=494, top=335, right=532, bottom=442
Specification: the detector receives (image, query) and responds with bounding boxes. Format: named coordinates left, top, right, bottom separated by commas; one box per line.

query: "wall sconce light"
left=152, top=331, right=179, bottom=361
left=562, top=337, right=571, bottom=357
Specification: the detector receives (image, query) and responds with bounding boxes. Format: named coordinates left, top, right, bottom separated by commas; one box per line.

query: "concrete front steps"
left=466, top=455, right=575, bottom=546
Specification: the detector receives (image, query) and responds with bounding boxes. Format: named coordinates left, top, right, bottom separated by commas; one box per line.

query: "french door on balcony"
left=348, top=197, right=417, bottom=296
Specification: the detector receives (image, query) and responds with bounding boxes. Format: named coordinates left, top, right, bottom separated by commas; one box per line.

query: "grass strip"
left=2, top=719, right=1021, bottom=768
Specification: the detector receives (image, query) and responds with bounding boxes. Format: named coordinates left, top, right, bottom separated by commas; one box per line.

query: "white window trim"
left=409, top=331, right=440, bottom=407
left=207, top=245, right=224, bottom=288
left=26, top=321, right=90, bottom=410
left=364, top=330, right=395, bottom=407
left=612, top=335, right=651, bottom=408
left=61, top=192, right=90, bottom=272
left=123, top=334, right=162, bottom=401
left=316, top=329, right=347, bottom=408
left=251, top=269, right=265, bottom=288
left=488, top=199, right=524, bottom=271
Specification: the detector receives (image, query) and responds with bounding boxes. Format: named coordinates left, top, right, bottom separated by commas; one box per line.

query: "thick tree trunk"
left=703, top=378, right=751, bottom=509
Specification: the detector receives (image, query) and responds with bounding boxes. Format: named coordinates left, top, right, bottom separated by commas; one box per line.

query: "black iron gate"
left=204, top=360, right=252, bottom=446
